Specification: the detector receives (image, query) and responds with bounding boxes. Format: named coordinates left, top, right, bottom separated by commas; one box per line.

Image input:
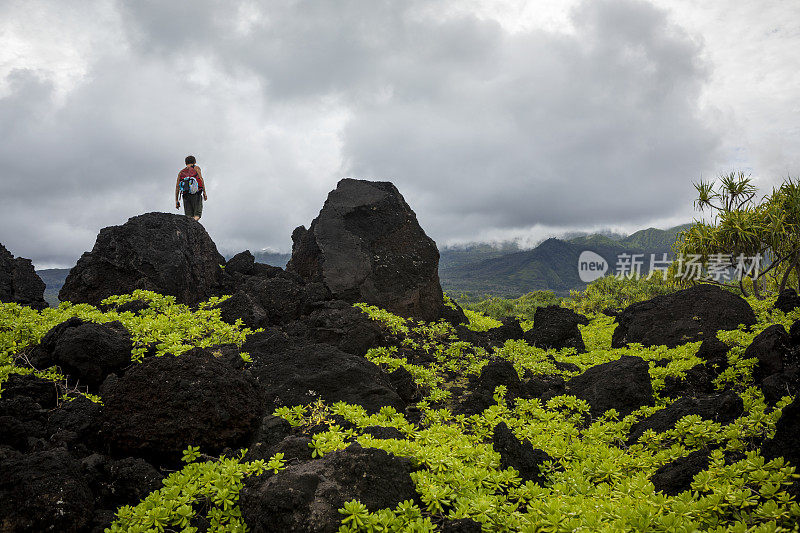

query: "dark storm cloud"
left=338, top=0, right=719, bottom=237
left=0, top=0, right=721, bottom=266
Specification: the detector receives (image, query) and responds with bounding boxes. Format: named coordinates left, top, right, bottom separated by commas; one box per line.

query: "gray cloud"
left=1, top=0, right=730, bottom=267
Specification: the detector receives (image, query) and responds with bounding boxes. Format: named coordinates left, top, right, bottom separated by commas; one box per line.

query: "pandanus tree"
left=672, top=171, right=800, bottom=298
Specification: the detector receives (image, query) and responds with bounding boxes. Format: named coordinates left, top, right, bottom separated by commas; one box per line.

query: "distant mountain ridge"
left=439, top=224, right=690, bottom=297
left=37, top=224, right=691, bottom=305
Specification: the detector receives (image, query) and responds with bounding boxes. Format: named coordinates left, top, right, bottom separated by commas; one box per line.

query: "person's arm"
left=196, top=167, right=207, bottom=200
left=175, top=175, right=182, bottom=208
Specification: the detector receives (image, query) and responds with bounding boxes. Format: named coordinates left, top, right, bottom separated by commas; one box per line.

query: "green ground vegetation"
left=1, top=281, right=799, bottom=532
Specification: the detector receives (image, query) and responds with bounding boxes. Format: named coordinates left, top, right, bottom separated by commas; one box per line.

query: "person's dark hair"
left=185, top=155, right=196, bottom=165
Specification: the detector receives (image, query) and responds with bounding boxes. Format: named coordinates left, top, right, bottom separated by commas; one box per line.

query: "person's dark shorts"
left=183, top=192, right=203, bottom=218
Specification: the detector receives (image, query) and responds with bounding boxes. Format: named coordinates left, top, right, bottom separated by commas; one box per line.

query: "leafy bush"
left=108, top=448, right=279, bottom=532
left=0, top=290, right=256, bottom=401
left=454, top=290, right=562, bottom=324
left=563, top=273, right=679, bottom=315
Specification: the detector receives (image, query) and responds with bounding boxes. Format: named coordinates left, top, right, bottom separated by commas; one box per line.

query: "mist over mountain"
left=38, top=224, right=690, bottom=305
left=439, top=224, right=691, bottom=297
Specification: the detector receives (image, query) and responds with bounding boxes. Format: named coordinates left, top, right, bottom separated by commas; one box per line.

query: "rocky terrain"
left=1, top=179, right=799, bottom=532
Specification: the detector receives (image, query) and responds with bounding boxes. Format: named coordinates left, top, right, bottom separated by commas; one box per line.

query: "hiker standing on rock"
left=175, top=155, right=207, bottom=221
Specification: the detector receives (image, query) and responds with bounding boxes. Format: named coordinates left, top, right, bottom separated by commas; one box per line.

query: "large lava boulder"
left=628, top=391, right=743, bottom=443
left=523, top=306, right=589, bottom=353
left=650, top=449, right=711, bottom=496
left=240, top=443, right=418, bottom=533
left=287, top=179, right=446, bottom=322
left=59, top=212, right=225, bottom=306
left=29, top=317, right=132, bottom=390
left=0, top=243, right=47, bottom=310
left=562, top=356, right=653, bottom=418
left=775, top=289, right=800, bottom=314
left=0, top=374, right=56, bottom=452
left=492, top=421, right=555, bottom=483
left=455, top=360, right=528, bottom=416
left=101, top=349, right=263, bottom=462
left=217, top=276, right=329, bottom=328
left=242, top=336, right=405, bottom=413
left=761, top=396, right=800, bottom=467
left=0, top=448, right=94, bottom=532
left=745, top=324, right=795, bottom=383
left=456, top=317, right=525, bottom=350
left=611, top=285, right=756, bottom=348
left=283, top=300, right=385, bottom=356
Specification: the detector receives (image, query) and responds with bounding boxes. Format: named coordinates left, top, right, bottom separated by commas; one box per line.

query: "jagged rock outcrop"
left=611, top=284, right=756, bottom=348
left=29, top=317, right=132, bottom=391
left=761, top=369, right=800, bottom=405
left=59, top=212, right=225, bottom=306
left=0, top=243, right=47, bottom=310
left=240, top=443, right=418, bottom=533
left=216, top=250, right=333, bottom=329
left=101, top=349, right=263, bottom=462
left=523, top=306, right=589, bottom=353
left=81, top=454, right=164, bottom=511
left=287, top=179, right=446, bottom=322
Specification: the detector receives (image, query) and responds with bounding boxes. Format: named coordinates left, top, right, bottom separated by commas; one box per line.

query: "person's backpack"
left=179, top=166, right=200, bottom=195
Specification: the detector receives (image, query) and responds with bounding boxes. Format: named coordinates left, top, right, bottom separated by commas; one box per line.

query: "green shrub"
left=563, top=274, right=679, bottom=315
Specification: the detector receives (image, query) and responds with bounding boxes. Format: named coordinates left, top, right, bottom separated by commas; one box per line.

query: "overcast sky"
left=2, top=0, right=799, bottom=268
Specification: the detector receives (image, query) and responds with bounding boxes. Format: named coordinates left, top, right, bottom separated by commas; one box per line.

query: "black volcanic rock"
left=651, top=449, right=711, bottom=496
left=524, top=306, right=589, bottom=353
left=611, top=285, right=756, bottom=348
left=760, top=368, right=800, bottom=405
left=492, top=421, right=555, bottom=483
left=59, top=212, right=225, bottom=306
left=563, top=356, right=653, bottom=418
left=216, top=276, right=330, bottom=328
left=282, top=300, right=385, bottom=356
left=287, top=179, right=446, bottom=322
left=101, top=349, right=263, bottom=462
left=762, top=397, right=800, bottom=468
left=0, top=243, right=47, bottom=310
left=242, top=339, right=405, bottom=414
left=661, top=361, right=726, bottom=398
left=0, top=448, right=94, bottom=532
left=455, top=360, right=525, bottom=416
left=746, top=324, right=794, bottom=383
left=488, top=317, right=526, bottom=345
left=29, top=317, right=132, bottom=390
left=628, top=392, right=743, bottom=443
left=695, top=336, right=731, bottom=363
left=240, top=443, right=418, bottom=533
left=790, top=321, right=800, bottom=347
left=775, top=289, right=800, bottom=314
left=47, top=395, right=103, bottom=452
left=455, top=317, right=525, bottom=350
